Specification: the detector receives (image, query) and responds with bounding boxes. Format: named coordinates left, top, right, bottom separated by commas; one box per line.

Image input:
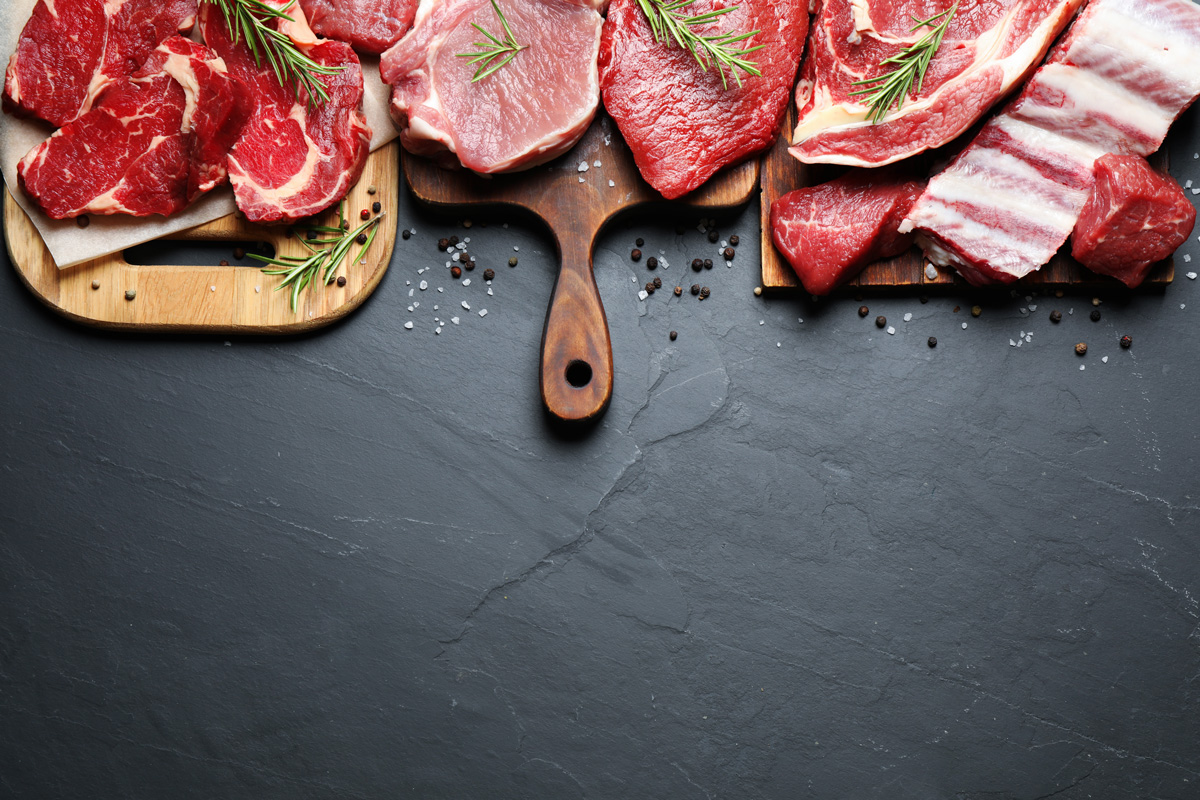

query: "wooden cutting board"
left=404, top=113, right=758, bottom=424
left=4, top=142, right=400, bottom=333
left=759, top=109, right=1175, bottom=293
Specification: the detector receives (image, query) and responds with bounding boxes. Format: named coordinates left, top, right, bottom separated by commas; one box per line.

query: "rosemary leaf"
left=455, top=0, right=527, bottom=83
left=635, top=0, right=763, bottom=90
left=849, top=3, right=958, bottom=124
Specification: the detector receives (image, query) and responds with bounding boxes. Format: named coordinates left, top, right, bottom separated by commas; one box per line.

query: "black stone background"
left=1, top=107, right=1199, bottom=800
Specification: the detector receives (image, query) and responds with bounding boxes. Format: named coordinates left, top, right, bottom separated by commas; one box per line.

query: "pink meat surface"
left=1071, top=154, right=1196, bottom=288
left=4, top=0, right=197, bottom=127
left=17, top=36, right=239, bottom=219
left=298, top=0, right=418, bottom=54
left=790, top=0, right=1083, bottom=167
left=200, top=0, right=371, bottom=224
left=380, top=0, right=602, bottom=174
left=771, top=170, right=924, bottom=295
left=599, top=0, right=808, bottom=199
left=902, top=0, right=1200, bottom=286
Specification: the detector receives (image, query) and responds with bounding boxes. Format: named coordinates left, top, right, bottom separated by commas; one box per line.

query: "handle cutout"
left=565, top=360, right=593, bottom=388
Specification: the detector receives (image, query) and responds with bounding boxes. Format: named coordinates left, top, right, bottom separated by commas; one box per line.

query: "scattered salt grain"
left=1028, top=304, right=1037, bottom=311
left=1068, top=308, right=1074, bottom=315
left=414, top=302, right=420, bottom=308
left=638, top=290, right=649, bottom=301
left=887, top=326, right=896, bottom=335
left=479, top=309, right=488, bottom=317
left=1009, top=339, right=1017, bottom=347
left=406, top=280, right=411, bottom=285
left=924, top=263, right=938, bottom=280
left=593, top=160, right=601, bottom=168
left=514, top=246, right=519, bottom=251
left=1188, top=180, right=1194, bottom=189
left=1188, top=271, right=1197, bottom=279
left=608, top=180, right=616, bottom=187
left=488, top=288, right=494, bottom=296
left=579, top=176, right=586, bottom=183
left=1102, top=356, right=1109, bottom=363
left=419, top=280, right=428, bottom=290
left=408, top=288, right=414, bottom=297
left=777, top=342, right=781, bottom=348
left=903, top=312, right=912, bottom=322
left=451, top=316, right=460, bottom=325
left=797, top=318, right=803, bottom=324
left=961, top=322, right=968, bottom=329
left=1026, top=334, right=1032, bottom=343
left=577, top=161, right=589, bottom=172
left=437, top=287, right=444, bottom=293
left=254, top=286, right=260, bottom=293
left=1080, top=364, right=1085, bottom=370
left=1193, top=188, right=1200, bottom=195
left=407, top=305, right=413, bottom=312
left=1182, top=303, right=1187, bottom=310
left=462, top=278, right=471, bottom=286
left=463, top=237, right=470, bottom=244
left=435, top=327, right=441, bottom=335
left=759, top=320, right=765, bottom=325
left=210, top=285, right=216, bottom=292
left=404, top=321, right=413, bottom=330
left=462, top=301, right=471, bottom=310
left=1184, top=254, right=1191, bottom=263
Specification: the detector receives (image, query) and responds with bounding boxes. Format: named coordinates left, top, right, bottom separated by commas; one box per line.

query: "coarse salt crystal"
left=451, top=317, right=460, bottom=325
left=577, top=161, right=589, bottom=172
left=1025, top=334, right=1032, bottom=343
left=797, top=318, right=803, bottom=324
left=1068, top=308, right=1074, bottom=315
left=404, top=321, right=413, bottom=330
left=1184, top=254, right=1191, bottom=263
left=1182, top=303, right=1187, bottom=310
left=210, top=285, right=216, bottom=292
left=903, top=312, right=912, bottom=322
left=777, top=342, right=781, bottom=348
left=725, top=261, right=732, bottom=268
left=1080, top=364, right=1085, bottom=370
left=961, top=322, right=968, bottom=329
left=407, top=305, right=413, bottom=312
left=578, top=176, right=585, bottom=183
left=759, top=320, right=764, bottom=325
left=609, top=180, right=615, bottom=187
left=887, top=326, right=896, bottom=335
left=479, top=309, right=488, bottom=317
left=419, top=280, right=428, bottom=290
left=435, top=327, right=441, bottom=335
left=462, top=301, right=471, bottom=310
left=254, top=286, right=260, bottom=293
left=638, top=290, right=649, bottom=301
left=462, top=279, right=471, bottom=286
left=1188, top=271, right=1197, bottom=279
left=1192, top=188, right=1200, bottom=195
left=514, top=246, right=519, bottom=251
left=463, top=237, right=470, bottom=244
left=437, top=287, right=444, bottom=293
left=488, top=288, right=493, bottom=295
left=1102, top=356, right=1109, bottom=363
left=414, top=302, right=420, bottom=308
left=406, top=280, right=411, bottom=285
left=1009, top=339, right=1017, bottom=347
left=924, top=263, right=937, bottom=280
left=593, top=160, right=601, bottom=168
left=1028, top=304, right=1037, bottom=311
left=408, top=288, right=414, bottom=297
left=1188, top=180, right=1194, bottom=189
left=1017, top=339, right=1023, bottom=347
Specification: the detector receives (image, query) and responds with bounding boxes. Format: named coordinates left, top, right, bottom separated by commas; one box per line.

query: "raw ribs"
left=17, top=36, right=240, bottom=219
left=790, top=0, right=1083, bottom=167
left=902, top=0, right=1200, bottom=285
left=200, top=0, right=372, bottom=223
left=380, top=0, right=603, bottom=174
left=298, top=0, right=419, bottom=54
left=599, top=0, right=809, bottom=199
left=4, top=0, right=197, bottom=127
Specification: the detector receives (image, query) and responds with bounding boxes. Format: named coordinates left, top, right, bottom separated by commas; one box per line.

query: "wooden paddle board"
left=404, top=113, right=759, bottom=424
left=4, top=142, right=400, bottom=334
left=759, top=108, right=1175, bottom=294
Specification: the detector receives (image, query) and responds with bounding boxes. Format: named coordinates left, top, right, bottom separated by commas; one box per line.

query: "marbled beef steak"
left=380, top=0, right=603, bottom=174
left=4, top=0, right=197, bottom=127
left=200, top=0, right=372, bottom=223
left=298, top=0, right=419, bottom=54
left=598, top=0, right=808, bottom=200
left=17, top=36, right=240, bottom=218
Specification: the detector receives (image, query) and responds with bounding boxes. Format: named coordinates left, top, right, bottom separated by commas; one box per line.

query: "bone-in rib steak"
left=200, top=0, right=372, bottom=223
left=298, top=0, right=419, bottom=54
left=380, top=0, right=603, bottom=174
left=790, top=0, right=1084, bottom=168
left=4, top=0, right=197, bottom=127
left=599, top=0, right=809, bottom=199
left=901, top=0, right=1200, bottom=285
left=17, top=36, right=240, bottom=219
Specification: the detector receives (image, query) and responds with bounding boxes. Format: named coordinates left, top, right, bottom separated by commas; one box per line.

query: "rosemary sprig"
left=849, top=3, right=958, bottom=124
left=455, top=0, right=527, bottom=82
left=252, top=204, right=384, bottom=311
left=204, top=0, right=343, bottom=107
left=635, top=0, right=763, bottom=89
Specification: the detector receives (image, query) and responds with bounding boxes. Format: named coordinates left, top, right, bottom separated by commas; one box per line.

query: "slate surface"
left=2, top=108, right=1199, bottom=799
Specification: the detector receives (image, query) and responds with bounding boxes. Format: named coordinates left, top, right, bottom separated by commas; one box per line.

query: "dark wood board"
left=404, top=113, right=759, bottom=424
left=759, top=107, right=1175, bottom=295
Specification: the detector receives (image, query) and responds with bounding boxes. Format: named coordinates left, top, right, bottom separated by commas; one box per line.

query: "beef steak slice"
left=298, top=0, right=419, bottom=55
left=600, top=0, right=809, bottom=199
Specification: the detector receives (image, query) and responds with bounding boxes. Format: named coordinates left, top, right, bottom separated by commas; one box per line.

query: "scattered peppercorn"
left=692, top=258, right=703, bottom=272
left=356, top=233, right=367, bottom=244
left=858, top=305, right=869, bottom=317
left=674, top=286, right=683, bottom=296
left=645, top=281, right=656, bottom=293
left=91, top=280, right=100, bottom=290
left=367, top=185, right=377, bottom=195
left=703, top=259, right=713, bottom=270
left=952, top=305, right=960, bottom=313
left=219, top=259, right=229, bottom=266
left=646, top=256, right=658, bottom=269
left=919, top=296, right=928, bottom=304
left=483, top=268, right=495, bottom=281
left=722, top=247, right=735, bottom=260
left=509, top=257, right=518, bottom=267
left=438, top=237, right=450, bottom=250
left=652, top=276, right=662, bottom=289
left=1090, top=309, right=1101, bottom=322
left=1075, top=342, right=1088, bottom=356
left=360, top=209, right=370, bottom=220
left=928, top=337, right=937, bottom=348
left=77, top=215, right=90, bottom=229
left=462, top=219, right=472, bottom=228
left=1050, top=309, right=1062, bottom=323
left=635, top=237, right=645, bottom=247
left=463, top=258, right=475, bottom=271
left=233, top=247, right=246, bottom=259
left=707, top=230, right=719, bottom=243
left=700, top=286, right=710, bottom=298
left=669, top=330, right=678, bottom=341
left=690, top=284, right=700, bottom=295
left=876, top=315, right=887, bottom=328
left=729, top=234, right=740, bottom=246
left=451, top=266, right=462, bottom=279
left=372, top=201, right=381, bottom=213
left=124, top=289, right=136, bottom=301
left=971, top=305, right=982, bottom=317
left=1120, top=335, right=1132, bottom=349
left=342, top=220, right=350, bottom=230
left=402, top=229, right=411, bottom=240
left=753, top=286, right=762, bottom=297
left=336, top=276, right=346, bottom=287
left=1091, top=297, right=1101, bottom=306
left=448, top=236, right=460, bottom=246
left=632, top=248, right=643, bottom=261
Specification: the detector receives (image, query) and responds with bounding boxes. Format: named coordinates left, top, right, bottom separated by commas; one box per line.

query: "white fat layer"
left=160, top=50, right=201, bottom=133
left=237, top=104, right=324, bottom=203
left=83, top=134, right=170, bottom=215
left=1033, top=63, right=1169, bottom=148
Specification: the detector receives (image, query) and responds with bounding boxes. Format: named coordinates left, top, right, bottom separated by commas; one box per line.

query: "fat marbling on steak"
left=599, top=0, right=809, bottom=199
left=4, top=0, right=197, bottom=127
left=17, top=36, right=240, bottom=218
left=901, top=0, right=1200, bottom=285
left=298, top=0, right=419, bottom=54
left=380, top=0, right=603, bottom=174
left=790, top=0, right=1084, bottom=167
left=200, top=0, right=372, bottom=224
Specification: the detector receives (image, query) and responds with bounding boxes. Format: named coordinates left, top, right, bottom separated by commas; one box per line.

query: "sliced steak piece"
left=17, top=37, right=239, bottom=219
left=771, top=169, right=924, bottom=295
left=298, top=0, right=419, bottom=54
left=380, top=0, right=602, bottom=174
left=790, top=0, right=1083, bottom=167
left=1071, top=154, right=1196, bottom=288
left=4, top=0, right=197, bottom=127
left=200, top=0, right=372, bottom=223
left=600, top=0, right=809, bottom=199
left=901, top=0, right=1200, bottom=286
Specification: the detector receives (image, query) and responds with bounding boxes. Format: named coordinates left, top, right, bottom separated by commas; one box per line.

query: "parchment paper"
left=0, top=0, right=398, bottom=269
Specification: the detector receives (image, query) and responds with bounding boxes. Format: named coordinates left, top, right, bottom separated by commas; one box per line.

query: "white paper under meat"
left=0, top=0, right=397, bottom=269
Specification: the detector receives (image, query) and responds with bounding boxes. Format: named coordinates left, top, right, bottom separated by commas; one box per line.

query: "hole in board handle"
left=565, top=360, right=593, bottom=388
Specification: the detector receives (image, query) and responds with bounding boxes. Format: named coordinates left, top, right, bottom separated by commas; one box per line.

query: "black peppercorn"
left=858, top=305, right=869, bottom=317
left=438, top=237, right=450, bottom=250
left=645, top=282, right=656, bottom=293
left=690, top=284, right=700, bottom=295
left=729, top=234, right=740, bottom=246
left=703, top=259, right=713, bottom=270
left=451, top=266, right=462, bottom=279
left=1075, top=342, right=1088, bottom=356
left=674, top=286, right=683, bottom=296
left=483, top=268, right=495, bottom=281
left=700, top=286, right=710, bottom=298
left=1050, top=309, right=1062, bottom=323
left=76, top=215, right=90, bottom=228
left=928, top=337, right=937, bottom=348
left=1090, top=309, right=1101, bottom=322
left=876, top=315, right=887, bottom=328
left=336, top=276, right=346, bottom=287
left=652, top=276, right=662, bottom=289
left=448, top=235, right=459, bottom=246
left=919, top=296, right=929, bottom=304
left=1120, top=335, right=1132, bottom=349
left=722, top=247, right=735, bottom=260
left=463, top=258, right=475, bottom=271
left=632, top=248, right=642, bottom=261
left=669, top=331, right=678, bottom=341
left=233, top=247, right=246, bottom=259
left=372, top=201, right=381, bottom=213
left=707, top=230, right=719, bottom=243
left=219, top=259, right=229, bottom=266
left=647, top=256, right=658, bottom=269
left=692, top=259, right=703, bottom=272
left=402, top=229, right=411, bottom=240
left=356, top=233, right=367, bottom=244
left=635, top=237, right=644, bottom=247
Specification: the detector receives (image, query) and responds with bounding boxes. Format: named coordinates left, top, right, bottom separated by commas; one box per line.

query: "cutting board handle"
left=539, top=234, right=613, bottom=424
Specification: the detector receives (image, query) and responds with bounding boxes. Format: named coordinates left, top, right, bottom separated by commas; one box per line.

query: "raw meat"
left=901, top=0, right=1200, bottom=285
left=600, top=0, right=809, bottom=199
left=4, top=0, right=197, bottom=127
left=1071, top=154, right=1196, bottom=288
left=200, top=0, right=372, bottom=223
left=17, top=36, right=239, bottom=219
left=790, top=0, right=1084, bottom=167
left=771, top=169, right=924, bottom=295
left=380, top=0, right=603, bottom=174
left=298, top=0, right=419, bottom=54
